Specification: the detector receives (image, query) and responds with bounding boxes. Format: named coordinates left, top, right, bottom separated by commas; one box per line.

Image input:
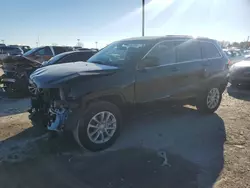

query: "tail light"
left=225, top=60, right=231, bottom=69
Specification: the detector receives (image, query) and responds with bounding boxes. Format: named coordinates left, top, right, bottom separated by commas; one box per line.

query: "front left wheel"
left=73, top=101, right=122, bottom=151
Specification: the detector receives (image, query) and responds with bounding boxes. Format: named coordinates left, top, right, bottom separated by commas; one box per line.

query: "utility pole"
left=95, top=41, right=98, bottom=49
left=1, top=39, right=4, bottom=44
left=142, top=0, right=145, bottom=36
left=77, top=39, right=81, bottom=47
left=37, top=36, right=40, bottom=46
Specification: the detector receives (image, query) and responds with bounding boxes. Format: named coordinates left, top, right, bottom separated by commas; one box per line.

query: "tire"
left=196, top=87, right=222, bottom=113
left=74, top=101, right=122, bottom=151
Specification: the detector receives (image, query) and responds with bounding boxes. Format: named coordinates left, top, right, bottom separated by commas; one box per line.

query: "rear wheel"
left=196, top=87, right=222, bottom=113
left=73, top=101, right=122, bottom=151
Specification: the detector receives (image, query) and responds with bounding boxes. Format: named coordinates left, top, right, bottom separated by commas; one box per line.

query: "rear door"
left=200, top=41, right=224, bottom=79
left=171, top=39, right=205, bottom=99
left=135, top=40, right=178, bottom=103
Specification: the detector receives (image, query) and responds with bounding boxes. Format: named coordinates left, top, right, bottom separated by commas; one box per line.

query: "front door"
left=135, top=41, right=178, bottom=103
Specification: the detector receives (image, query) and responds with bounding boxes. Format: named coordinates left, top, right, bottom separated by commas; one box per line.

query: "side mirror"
left=139, top=56, right=160, bottom=69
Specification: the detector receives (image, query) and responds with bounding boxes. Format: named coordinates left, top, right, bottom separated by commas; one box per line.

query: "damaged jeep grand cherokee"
left=28, top=36, right=229, bottom=151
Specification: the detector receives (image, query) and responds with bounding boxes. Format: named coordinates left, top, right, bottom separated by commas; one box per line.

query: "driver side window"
left=144, top=41, right=176, bottom=66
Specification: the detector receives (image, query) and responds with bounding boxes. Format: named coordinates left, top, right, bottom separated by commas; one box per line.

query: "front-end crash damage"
left=28, top=87, right=80, bottom=131
left=28, top=61, right=118, bottom=131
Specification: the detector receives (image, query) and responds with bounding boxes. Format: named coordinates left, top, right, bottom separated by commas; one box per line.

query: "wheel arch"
left=84, top=92, right=126, bottom=109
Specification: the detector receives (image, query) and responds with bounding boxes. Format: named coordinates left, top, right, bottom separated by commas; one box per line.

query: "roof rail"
left=165, top=35, right=193, bottom=38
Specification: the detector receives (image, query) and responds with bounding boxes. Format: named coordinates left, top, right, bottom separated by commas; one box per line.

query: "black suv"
left=28, top=36, right=229, bottom=151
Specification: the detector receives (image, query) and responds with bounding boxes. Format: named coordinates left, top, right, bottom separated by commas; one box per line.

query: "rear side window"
left=53, top=47, right=67, bottom=55
left=58, top=54, right=75, bottom=63
left=78, top=52, right=95, bottom=60
left=201, top=42, right=221, bottom=59
left=60, top=52, right=94, bottom=63
left=176, top=40, right=201, bottom=62
left=145, top=41, right=176, bottom=65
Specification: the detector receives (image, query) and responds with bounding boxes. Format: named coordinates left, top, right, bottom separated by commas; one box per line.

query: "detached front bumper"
left=28, top=97, right=80, bottom=131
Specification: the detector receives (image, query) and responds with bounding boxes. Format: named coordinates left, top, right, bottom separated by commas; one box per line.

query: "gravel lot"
left=0, top=67, right=250, bottom=188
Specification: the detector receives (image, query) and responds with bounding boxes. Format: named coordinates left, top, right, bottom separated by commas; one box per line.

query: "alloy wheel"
left=206, top=88, right=220, bottom=109
left=87, top=111, right=117, bottom=144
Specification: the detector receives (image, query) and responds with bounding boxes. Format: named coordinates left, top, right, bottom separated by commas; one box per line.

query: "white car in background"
left=0, top=46, right=23, bottom=63
left=223, top=49, right=245, bottom=66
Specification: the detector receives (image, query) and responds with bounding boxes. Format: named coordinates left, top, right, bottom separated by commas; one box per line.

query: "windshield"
left=88, top=40, right=153, bottom=66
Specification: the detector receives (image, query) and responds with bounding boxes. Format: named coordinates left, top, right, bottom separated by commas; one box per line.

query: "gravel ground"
left=0, top=70, right=250, bottom=187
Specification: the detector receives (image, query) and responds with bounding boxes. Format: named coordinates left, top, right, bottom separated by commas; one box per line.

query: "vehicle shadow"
left=103, top=105, right=226, bottom=188
left=227, top=84, right=250, bottom=101
left=0, top=96, right=30, bottom=117
left=0, top=105, right=225, bottom=188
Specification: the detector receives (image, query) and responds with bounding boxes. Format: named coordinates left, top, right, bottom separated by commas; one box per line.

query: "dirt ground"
left=0, top=67, right=250, bottom=188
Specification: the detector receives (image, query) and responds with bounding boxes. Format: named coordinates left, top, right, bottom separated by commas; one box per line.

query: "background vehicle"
left=229, top=59, right=250, bottom=87
left=0, top=49, right=96, bottom=97
left=28, top=36, right=229, bottom=151
left=9, top=45, right=31, bottom=53
left=41, top=50, right=97, bottom=67
left=0, top=56, right=41, bottom=97
left=24, top=46, right=73, bottom=63
left=223, top=49, right=245, bottom=65
left=20, top=46, right=31, bottom=53
left=0, top=46, right=23, bottom=62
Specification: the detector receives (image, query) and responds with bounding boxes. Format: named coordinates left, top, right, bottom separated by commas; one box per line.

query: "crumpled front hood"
left=30, top=61, right=118, bottom=88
